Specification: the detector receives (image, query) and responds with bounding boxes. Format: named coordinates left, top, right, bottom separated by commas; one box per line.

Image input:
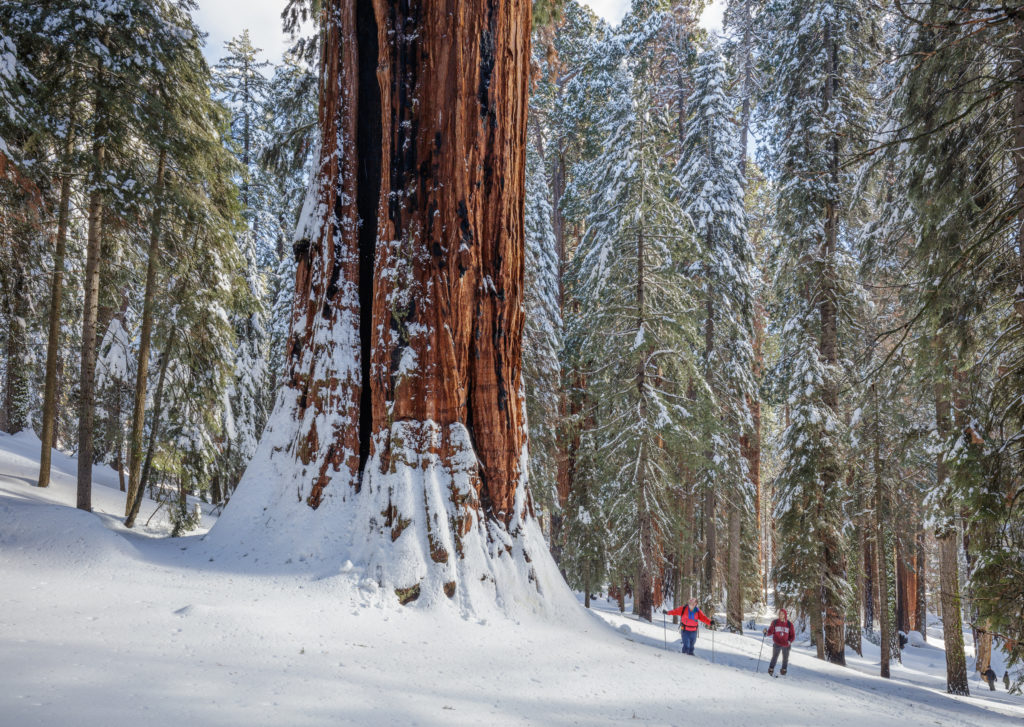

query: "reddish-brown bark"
left=288, top=0, right=530, bottom=526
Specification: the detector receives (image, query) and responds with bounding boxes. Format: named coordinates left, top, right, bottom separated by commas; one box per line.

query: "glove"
left=709, top=618, right=719, bottom=630
left=763, top=628, right=768, bottom=636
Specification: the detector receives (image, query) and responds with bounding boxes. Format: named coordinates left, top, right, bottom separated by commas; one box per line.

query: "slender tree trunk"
left=701, top=293, right=717, bottom=604
left=635, top=218, right=654, bottom=622
left=77, top=85, right=107, bottom=512
left=977, top=626, right=993, bottom=675
left=934, top=343, right=970, bottom=695
left=874, top=383, right=891, bottom=678
left=38, top=131, right=75, bottom=487
left=915, top=527, right=927, bottom=639
left=124, top=145, right=167, bottom=522
left=126, top=333, right=174, bottom=528
left=896, top=537, right=909, bottom=634
left=863, top=537, right=874, bottom=633
left=727, top=502, right=742, bottom=633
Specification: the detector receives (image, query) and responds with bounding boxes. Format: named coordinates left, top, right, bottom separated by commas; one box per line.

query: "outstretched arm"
left=697, top=609, right=713, bottom=626
left=665, top=606, right=683, bottom=617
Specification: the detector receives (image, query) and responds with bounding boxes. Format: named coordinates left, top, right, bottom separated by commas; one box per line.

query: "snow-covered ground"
left=2, top=430, right=1022, bottom=726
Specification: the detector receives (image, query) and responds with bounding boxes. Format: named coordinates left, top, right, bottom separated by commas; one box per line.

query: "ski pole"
left=663, top=611, right=667, bottom=651
left=711, top=623, right=715, bottom=664
left=756, top=632, right=766, bottom=672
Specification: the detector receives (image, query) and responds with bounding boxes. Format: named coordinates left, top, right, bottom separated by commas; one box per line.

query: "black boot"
left=780, top=667, right=787, bottom=676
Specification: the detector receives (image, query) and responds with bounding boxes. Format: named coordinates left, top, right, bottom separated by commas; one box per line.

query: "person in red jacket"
left=665, top=596, right=715, bottom=655
left=764, top=608, right=796, bottom=676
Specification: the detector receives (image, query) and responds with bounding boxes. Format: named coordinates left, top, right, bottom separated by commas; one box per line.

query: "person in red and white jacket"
left=665, top=597, right=717, bottom=655
left=764, top=608, right=796, bottom=676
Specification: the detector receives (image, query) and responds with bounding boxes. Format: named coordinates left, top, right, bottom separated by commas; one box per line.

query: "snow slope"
left=2, top=431, right=1022, bottom=726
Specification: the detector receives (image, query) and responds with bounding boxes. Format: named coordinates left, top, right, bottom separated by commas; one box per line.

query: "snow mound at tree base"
left=206, top=401, right=578, bottom=622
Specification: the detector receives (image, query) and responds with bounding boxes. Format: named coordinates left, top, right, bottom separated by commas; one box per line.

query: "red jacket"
left=666, top=605, right=712, bottom=631
left=767, top=618, right=795, bottom=647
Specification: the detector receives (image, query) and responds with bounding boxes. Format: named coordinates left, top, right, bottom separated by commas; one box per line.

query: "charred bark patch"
left=356, top=0, right=382, bottom=484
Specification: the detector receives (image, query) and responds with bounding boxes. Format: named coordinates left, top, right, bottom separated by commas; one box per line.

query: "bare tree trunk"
left=38, top=129, right=75, bottom=487
left=915, top=527, right=927, bottom=639
left=635, top=215, right=654, bottom=622
left=874, top=383, right=891, bottom=678
left=126, top=333, right=174, bottom=528
left=896, top=536, right=910, bottom=634
left=977, top=626, right=992, bottom=675
left=124, top=145, right=167, bottom=522
left=935, top=343, right=969, bottom=695
left=701, top=293, right=717, bottom=605
left=77, top=85, right=106, bottom=512
left=863, top=537, right=874, bottom=633
left=727, top=502, right=742, bottom=633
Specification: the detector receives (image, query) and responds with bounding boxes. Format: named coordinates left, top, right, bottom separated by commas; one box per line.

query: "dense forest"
left=1, top=0, right=1022, bottom=698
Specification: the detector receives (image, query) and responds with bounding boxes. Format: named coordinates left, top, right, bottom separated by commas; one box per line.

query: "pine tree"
left=761, top=0, right=874, bottom=665
left=893, top=1, right=1024, bottom=690
left=124, top=1, right=247, bottom=527
left=523, top=116, right=563, bottom=524
left=565, top=12, right=699, bottom=621
left=677, top=46, right=755, bottom=632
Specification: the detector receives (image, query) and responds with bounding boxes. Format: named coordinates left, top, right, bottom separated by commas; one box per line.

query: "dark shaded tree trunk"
left=77, top=85, right=107, bottom=512
left=915, top=527, right=927, bottom=639
left=701, top=294, right=717, bottom=605
left=727, top=503, right=742, bottom=633
left=934, top=340, right=969, bottom=696
left=39, top=130, right=75, bottom=487
left=874, top=383, right=891, bottom=678
left=863, top=537, right=874, bottom=633
left=125, top=145, right=167, bottom=523
left=126, top=333, right=174, bottom=528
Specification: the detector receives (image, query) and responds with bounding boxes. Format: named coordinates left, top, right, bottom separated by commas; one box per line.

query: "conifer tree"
left=678, top=46, right=755, bottom=632
left=761, top=0, right=874, bottom=664
left=566, top=12, right=698, bottom=621
left=523, top=117, right=563, bottom=521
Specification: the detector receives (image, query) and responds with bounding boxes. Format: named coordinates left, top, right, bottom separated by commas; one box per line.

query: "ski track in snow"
left=1, top=430, right=1022, bottom=726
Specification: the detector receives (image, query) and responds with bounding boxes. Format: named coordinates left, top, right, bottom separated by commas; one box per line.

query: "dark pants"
left=769, top=644, right=790, bottom=671
left=681, top=629, right=697, bottom=654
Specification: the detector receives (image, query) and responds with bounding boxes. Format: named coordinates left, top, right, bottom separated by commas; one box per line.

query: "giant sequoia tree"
left=214, top=0, right=561, bottom=613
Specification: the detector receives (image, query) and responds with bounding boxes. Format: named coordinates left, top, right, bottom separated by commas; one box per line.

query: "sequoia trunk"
left=230, top=0, right=538, bottom=611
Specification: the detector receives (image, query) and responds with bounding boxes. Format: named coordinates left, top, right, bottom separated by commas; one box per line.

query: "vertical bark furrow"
left=292, top=0, right=528, bottom=532
left=355, top=0, right=382, bottom=483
